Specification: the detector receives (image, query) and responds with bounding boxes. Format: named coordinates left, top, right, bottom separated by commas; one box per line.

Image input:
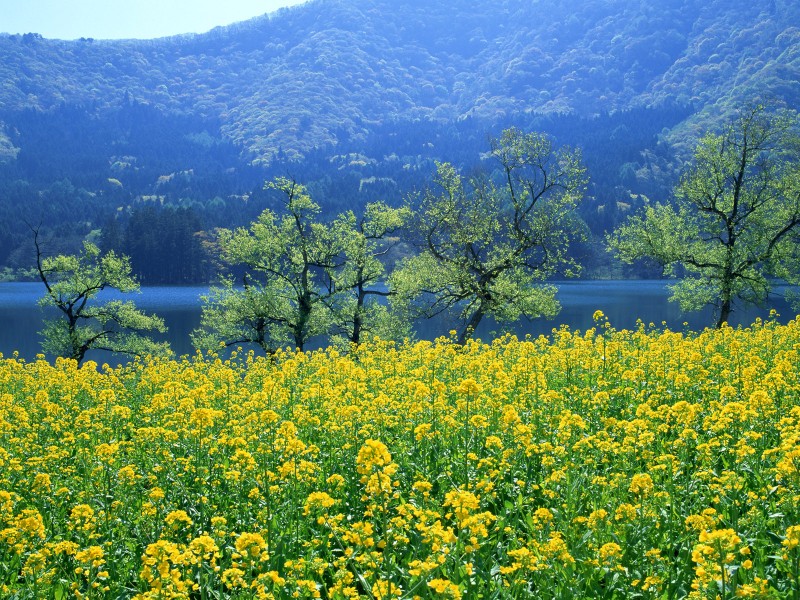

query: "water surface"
left=0, top=280, right=795, bottom=363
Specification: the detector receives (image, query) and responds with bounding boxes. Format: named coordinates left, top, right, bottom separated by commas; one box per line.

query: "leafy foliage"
left=1, top=0, right=798, bottom=282
left=329, top=201, right=413, bottom=346
left=191, top=276, right=287, bottom=353
left=0, top=0, right=797, bottom=163
left=198, top=178, right=339, bottom=352
left=392, top=128, right=588, bottom=343
left=608, top=104, right=800, bottom=327
left=34, top=236, right=170, bottom=363
left=194, top=179, right=411, bottom=352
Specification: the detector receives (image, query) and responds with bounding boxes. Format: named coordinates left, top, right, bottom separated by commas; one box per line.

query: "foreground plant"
left=0, top=315, right=799, bottom=597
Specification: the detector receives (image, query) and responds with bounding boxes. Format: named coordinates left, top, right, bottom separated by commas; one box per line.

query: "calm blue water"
left=0, top=280, right=796, bottom=363
left=0, top=283, right=207, bottom=363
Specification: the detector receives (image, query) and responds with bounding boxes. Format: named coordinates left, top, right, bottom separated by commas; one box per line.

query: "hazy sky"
left=1, top=0, right=309, bottom=40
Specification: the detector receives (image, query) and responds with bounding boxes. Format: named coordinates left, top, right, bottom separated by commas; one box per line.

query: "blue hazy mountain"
left=1, top=0, right=797, bottom=163
left=0, top=0, right=797, bottom=282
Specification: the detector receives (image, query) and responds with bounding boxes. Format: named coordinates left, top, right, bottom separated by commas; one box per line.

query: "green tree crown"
left=390, top=127, right=588, bottom=343
left=36, top=238, right=170, bottom=364
left=608, top=103, right=800, bottom=327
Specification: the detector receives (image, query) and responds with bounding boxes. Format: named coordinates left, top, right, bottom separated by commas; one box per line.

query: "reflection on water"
left=0, top=280, right=796, bottom=364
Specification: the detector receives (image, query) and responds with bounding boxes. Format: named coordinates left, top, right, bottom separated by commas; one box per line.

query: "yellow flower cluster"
left=0, top=317, right=799, bottom=597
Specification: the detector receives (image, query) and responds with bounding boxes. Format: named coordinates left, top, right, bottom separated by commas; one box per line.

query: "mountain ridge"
left=0, top=0, right=798, bottom=282
left=2, top=0, right=798, bottom=163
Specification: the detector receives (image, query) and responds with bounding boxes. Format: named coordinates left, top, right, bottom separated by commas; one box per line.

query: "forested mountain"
left=0, top=0, right=798, bottom=282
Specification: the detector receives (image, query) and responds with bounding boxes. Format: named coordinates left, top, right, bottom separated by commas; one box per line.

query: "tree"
left=607, top=104, right=800, bottom=328
left=329, top=202, right=412, bottom=346
left=191, top=276, right=287, bottom=354
left=390, top=128, right=588, bottom=344
left=34, top=232, right=170, bottom=364
left=194, top=177, right=341, bottom=353
left=194, top=179, right=413, bottom=353
left=122, top=205, right=209, bottom=284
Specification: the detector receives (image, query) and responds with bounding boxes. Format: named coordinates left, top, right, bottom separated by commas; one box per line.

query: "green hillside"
left=1, top=0, right=798, bottom=162
left=0, top=0, right=798, bottom=283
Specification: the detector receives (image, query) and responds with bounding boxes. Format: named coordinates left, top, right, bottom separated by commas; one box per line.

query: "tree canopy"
left=328, top=201, right=412, bottom=346
left=193, top=178, right=411, bottom=353
left=34, top=234, right=170, bottom=363
left=194, top=178, right=339, bottom=352
left=608, top=104, right=800, bottom=327
left=390, top=128, right=588, bottom=343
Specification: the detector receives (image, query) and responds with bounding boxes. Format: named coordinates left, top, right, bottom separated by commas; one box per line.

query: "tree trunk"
left=74, top=340, right=87, bottom=365
left=716, top=296, right=732, bottom=328
left=294, top=290, right=313, bottom=351
left=294, top=331, right=305, bottom=352
left=717, top=267, right=734, bottom=328
left=458, top=306, right=485, bottom=345
left=352, top=310, right=363, bottom=346
left=352, top=283, right=366, bottom=346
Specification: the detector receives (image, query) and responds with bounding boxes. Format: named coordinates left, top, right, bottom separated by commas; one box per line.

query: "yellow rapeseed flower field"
left=1, top=315, right=800, bottom=598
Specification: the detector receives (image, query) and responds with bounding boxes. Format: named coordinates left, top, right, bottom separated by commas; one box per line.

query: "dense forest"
left=1, top=0, right=798, bottom=283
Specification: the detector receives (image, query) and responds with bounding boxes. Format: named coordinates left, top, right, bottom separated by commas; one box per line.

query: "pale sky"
left=0, top=0, right=309, bottom=40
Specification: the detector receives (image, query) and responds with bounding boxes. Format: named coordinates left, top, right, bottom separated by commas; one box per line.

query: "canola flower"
left=0, top=317, right=799, bottom=597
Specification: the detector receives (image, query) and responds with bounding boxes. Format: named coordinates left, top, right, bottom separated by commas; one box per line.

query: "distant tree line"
left=0, top=101, right=691, bottom=283
left=100, top=205, right=210, bottom=285
left=33, top=105, right=800, bottom=363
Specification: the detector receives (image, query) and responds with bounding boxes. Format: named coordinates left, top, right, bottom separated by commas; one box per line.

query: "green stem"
left=464, top=392, right=470, bottom=486
left=718, top=539, right=728, bottom=600
left=793, top=552, right=799, bottom=600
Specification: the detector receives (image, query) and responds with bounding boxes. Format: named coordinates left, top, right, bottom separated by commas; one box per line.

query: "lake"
left=0, top=280, right=796, bottom=363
